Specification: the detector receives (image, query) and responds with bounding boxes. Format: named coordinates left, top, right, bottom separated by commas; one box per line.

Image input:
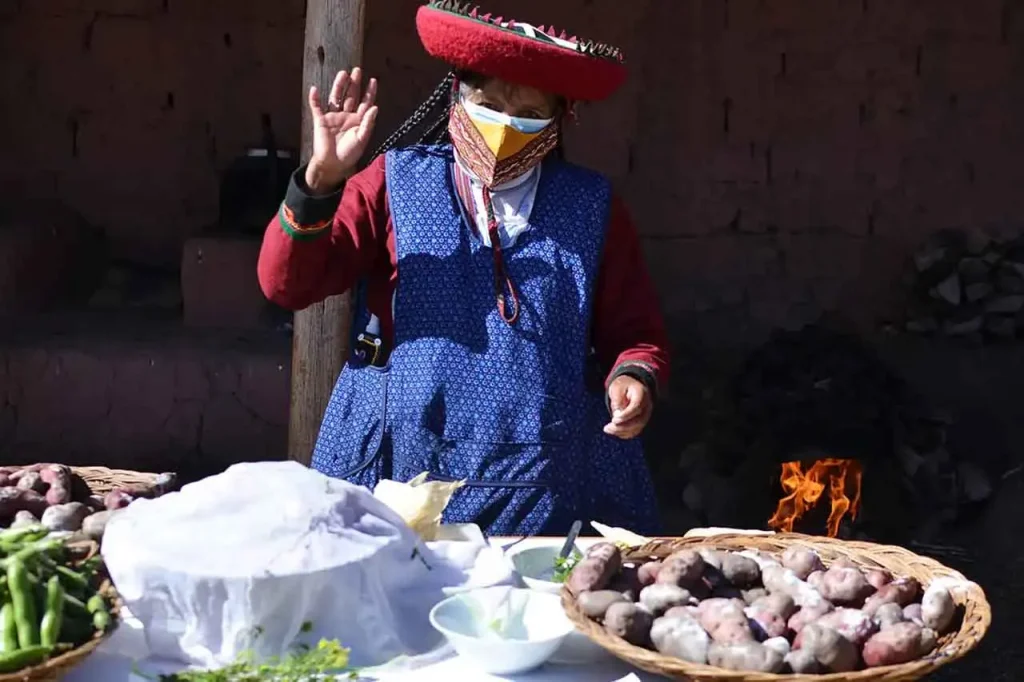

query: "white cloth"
left=101, top=462, right=512, bottom=670
left=453, top=152, right=542, bottom=249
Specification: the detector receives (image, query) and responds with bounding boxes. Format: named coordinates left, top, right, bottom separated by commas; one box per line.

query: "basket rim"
left=562, top=533, right=992, bottom=682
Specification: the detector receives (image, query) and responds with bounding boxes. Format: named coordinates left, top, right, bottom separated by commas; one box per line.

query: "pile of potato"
left=568, top=542, right=958, bottom=674
left=0, top=464, right=177, bottom=541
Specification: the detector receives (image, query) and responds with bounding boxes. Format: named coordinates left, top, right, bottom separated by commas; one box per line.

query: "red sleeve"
left=257, top=155, right=390, bottom=311
left=592, top=194, right=671, bottom=394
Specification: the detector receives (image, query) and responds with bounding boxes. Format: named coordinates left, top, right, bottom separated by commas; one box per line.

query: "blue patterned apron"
left=310, top=145, right=660, bottom=536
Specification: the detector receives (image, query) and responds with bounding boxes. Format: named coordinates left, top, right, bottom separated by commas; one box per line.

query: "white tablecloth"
left=61, top=538, right=662, bottom=682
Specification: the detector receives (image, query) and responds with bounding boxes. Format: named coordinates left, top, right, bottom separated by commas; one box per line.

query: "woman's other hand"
left=305, top=67, right=379, bottom=194
left=603, top=375, right=653, bottom=440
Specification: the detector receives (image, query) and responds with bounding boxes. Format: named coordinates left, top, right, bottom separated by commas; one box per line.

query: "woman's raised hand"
left=304, top=67, right=379, bottom=194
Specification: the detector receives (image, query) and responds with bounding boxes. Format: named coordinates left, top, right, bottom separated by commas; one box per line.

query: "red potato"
left=903, top=603, right=924, bottom=625
left=656, top=550, right=705, bottom=588
left=41, top=502, right=90, bottom=531
left=747, top=594, right=796, bottom=640
left=795, top=623, right=859, bottom=673
left=708, top=641, right=785, bottom=673
left=721, top=553, right=761, bottom=588
left=0, top=488, right=48, bottom=519
left=45, top=483, right=71, bottom=506
left=567, top=543, right=622, bottom=596
left=818, top=566, right=875, bottom=606
left=784, top=648, right=823, bottom=674
left=807, top=570, right=825, bottom=592
left=10, top=510, right=38, bottom=529
left=864, top=578, right=921, bottom=614
left=788, top=602, right=835, bottom=633
left=874, top=602, right=906, bottom=629
left=637, top=560, right=662, bottom=587
left=15, top=472, right=47, bottom=494
left=762, top=564, right=829, bottom=609
left=742, top=588, right=769, bottom=605
left=763, top=636, right=791, bottom=657
left=814, top=607, right=878, bottom=646
left=610, top=564, right=643, bottom=601
left=103, top=490, right=136, bottom=511
left=7, top=464, right=46, bottom=481
left=698, top=599, right=754, bottom=644
left=38, top=464, right=71, bottom=487
left=862, top=622, right=930, bottom=667
left=665, top=605, right=700, bottom=620
left=781, top=547, right=825, bottom=580
left=866, top=569, right=892, bottom=591
left=640, top=584, right=696, bottom=615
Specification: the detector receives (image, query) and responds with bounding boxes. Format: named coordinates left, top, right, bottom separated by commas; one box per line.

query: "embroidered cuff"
left=277, top=166, right=344, bottom=241
left=605, top=361, right=659, bottom=412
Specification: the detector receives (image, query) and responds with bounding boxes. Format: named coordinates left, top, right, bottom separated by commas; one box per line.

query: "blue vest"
left=311, top=145, right=660, bottom=536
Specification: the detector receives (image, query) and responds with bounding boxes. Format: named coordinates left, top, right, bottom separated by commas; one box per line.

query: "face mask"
left=449, top=100, right=559, bottom=187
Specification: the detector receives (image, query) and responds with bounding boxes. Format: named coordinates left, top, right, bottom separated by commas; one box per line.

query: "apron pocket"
left=310, top=366, right=390, bottom=489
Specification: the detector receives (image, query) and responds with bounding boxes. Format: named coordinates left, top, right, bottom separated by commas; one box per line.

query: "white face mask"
left=461, top=98, right=554, bottom=135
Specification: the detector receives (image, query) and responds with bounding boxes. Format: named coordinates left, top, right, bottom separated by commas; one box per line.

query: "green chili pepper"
left=7, top=559, right=39, bottom=648
left=0, top=604, right=16, bottom=653
left=0, top=525, right=48, bottom=545
left=39, top=576, right=64, bottom=648
left=0, top=645, right=53, bottom=672
left=86, top=593, right=110, bottom=632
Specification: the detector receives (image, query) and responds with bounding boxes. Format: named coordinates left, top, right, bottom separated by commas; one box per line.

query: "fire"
left=768, top=459, right=863, bottom=538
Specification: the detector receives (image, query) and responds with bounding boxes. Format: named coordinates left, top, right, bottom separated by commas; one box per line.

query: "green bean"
left=7, top=559, right=38, bottom=648
left=40, top=576, right=63, bottom=648
left=0, top=645, right=53, bottom=672
left=0, top=604, right=16, bottom=653
left=0, top=525, right=48, bottom=545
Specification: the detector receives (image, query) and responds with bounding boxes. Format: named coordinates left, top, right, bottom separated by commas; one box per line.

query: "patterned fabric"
left=310, top=144, right=660, bottom=536
left=449, top=101, right=559, bottom=187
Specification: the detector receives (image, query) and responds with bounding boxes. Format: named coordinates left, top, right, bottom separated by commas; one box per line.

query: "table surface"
left=61, top=537, right=663, bottom=682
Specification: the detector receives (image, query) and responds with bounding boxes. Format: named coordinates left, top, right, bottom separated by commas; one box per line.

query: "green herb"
left=551, top=549, right=583, bottom=584
left=137, top=623, right=357, bottom=682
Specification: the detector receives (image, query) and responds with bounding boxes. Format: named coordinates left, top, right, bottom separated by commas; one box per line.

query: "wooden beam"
left=289, top=0, right=367, bottom=464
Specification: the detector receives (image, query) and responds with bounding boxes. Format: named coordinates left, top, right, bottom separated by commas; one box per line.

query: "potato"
left=866, top=569, right=892, bottom=590
left=742, top=588, right=769, bottom=605
left=640, top=584, right=695, bottom=615
left=698, top=599, right=754, bottom=644
left=16, top=472, right=47, bottom=494
left=788, top=602, right=834, bottom=633
left=762, top=564, right=829, bottom=609
left=698, top=548, right=726, bottom=569
left=807, top=570, right=825, bottom=592
left=579, top=590, right=629, bottom=619
left=637, top=560, right=662, bottom=587
left=45, top=484, right=71, bottom=506
left=38, top=464, right=71, bottom=488
left=656, top=550, right=705, bottom=588
left=104, top=489, right=136, bottom=511
left=604, top=602, right=654, bottom=646
left=80, top=510, right=118, bottom=541
left=903, top=603, right=924, bottom=626
left=41, top=502, right=90, bottom=531
left=796, top=623, right=859, bottom=673
left=0, top=473, right=9, bottom=488
left=10, top=510, right=38, bottom=529
left=874, top=602, right=906, bottom=629
left=746, top=594, right=795, bottom=640
left=921, top=585, right=955, bottom=634
left=763, top=636, right=791, bottom=657
left=721, top=553, right=761, bottom=588
left=567, top=543, right=622, bottom=596
left=665, top=605, right=700, bottom=620
left=784, top=648, right=823, bottom=674
left=814, top=607, right=878, bottom=646
left=862, top=622, right=928, bottom=667
left=818, top=566, right=875, bottom=606
left=708, top=641, right=784, bottom=673
left=781, top=547, right=824, bottom=580
left=0, top=488, right=48, bottom=518
left=864, top=578, right=921, bottom=614
left=920, top=627, right=938, bottom=656
left=651, top=614, right=710, bottom=664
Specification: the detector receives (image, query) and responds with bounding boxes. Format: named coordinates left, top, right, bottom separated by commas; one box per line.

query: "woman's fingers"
left=307, top=85, right=324, bottom=119
left=355, top=106, right=379, bottom=144
left=328, top=70, right=351, bottom=110
left=342, top=67, right=363, bottom=112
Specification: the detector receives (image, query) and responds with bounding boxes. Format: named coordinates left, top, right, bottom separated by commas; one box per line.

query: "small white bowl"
left=506, top=543, right=566, bottom=594
left=428, top=586, right=573, bottom=675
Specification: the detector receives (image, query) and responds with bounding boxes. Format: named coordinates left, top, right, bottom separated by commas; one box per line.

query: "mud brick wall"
left=3, top=0, right=1024, bottom=337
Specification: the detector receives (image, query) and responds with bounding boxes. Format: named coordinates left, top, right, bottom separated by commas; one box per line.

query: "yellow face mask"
left=449, top=100, right=559, bottom=187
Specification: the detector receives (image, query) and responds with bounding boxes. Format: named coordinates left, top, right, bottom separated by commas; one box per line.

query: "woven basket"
left=71, top=465, right=161, bottom=495
left=562, top=533, right=991, bottom=681
left=0, top=541, right=122, bottom=682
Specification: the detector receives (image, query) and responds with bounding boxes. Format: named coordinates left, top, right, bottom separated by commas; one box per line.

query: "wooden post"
left=288, top=0, right=367, bottom=464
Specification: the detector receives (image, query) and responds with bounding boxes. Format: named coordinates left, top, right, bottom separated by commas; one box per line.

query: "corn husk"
left=373, top=473, right=465, bottom=541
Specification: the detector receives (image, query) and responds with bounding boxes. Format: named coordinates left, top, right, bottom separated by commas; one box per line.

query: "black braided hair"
left=368, top=69, right=568, bottom=163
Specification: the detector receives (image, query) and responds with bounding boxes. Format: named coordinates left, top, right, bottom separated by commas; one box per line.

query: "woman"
left=258, top=1, right=670, bottom=535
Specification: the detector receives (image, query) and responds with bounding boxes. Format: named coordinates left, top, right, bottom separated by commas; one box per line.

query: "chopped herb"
left=551, top=549, right=583, bottom=584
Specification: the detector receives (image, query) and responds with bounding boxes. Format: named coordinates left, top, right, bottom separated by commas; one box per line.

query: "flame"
left=768, top=459, right=863, bottom=538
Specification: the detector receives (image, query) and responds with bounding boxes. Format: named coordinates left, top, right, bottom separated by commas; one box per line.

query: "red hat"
left=416, top=1, right=627, bottom=102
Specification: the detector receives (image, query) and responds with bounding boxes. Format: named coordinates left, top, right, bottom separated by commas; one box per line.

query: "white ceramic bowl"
left=428, top=586, right=574, bottom=675
left=506, top=542, right=566, bottom=594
